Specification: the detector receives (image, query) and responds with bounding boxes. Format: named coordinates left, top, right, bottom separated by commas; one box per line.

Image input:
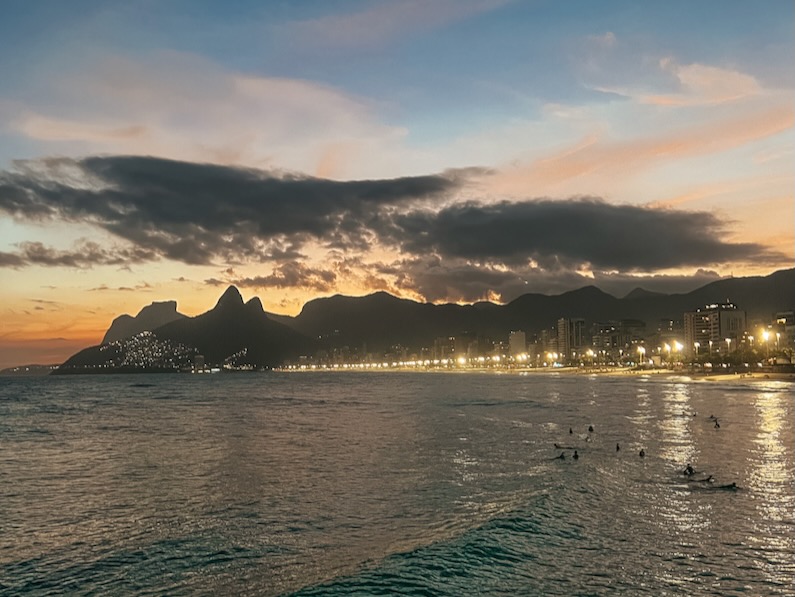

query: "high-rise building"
left=508, top=330, right=527, bottom=356
left=539, top=328, right=554, bottom=354
left=557, top=318, right=586, bottom=363
left=683, top=303, right=746, bottom=356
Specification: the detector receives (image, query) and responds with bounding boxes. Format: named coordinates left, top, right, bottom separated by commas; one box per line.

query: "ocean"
left=1, top=372, right=793, bottom=595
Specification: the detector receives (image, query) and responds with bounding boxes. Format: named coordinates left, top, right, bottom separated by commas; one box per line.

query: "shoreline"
left=4, top=364, right=792, bottom=383
left=279, top=365, right=795, bottom=383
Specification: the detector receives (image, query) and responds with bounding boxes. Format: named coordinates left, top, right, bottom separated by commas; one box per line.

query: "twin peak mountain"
left=88, top=286, right=309, bottom=369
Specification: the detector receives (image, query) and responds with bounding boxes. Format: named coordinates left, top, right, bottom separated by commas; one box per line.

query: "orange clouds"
left=489, top=103, right=793, bottom=196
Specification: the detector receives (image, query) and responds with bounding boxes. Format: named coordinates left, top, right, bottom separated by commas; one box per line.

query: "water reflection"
left=3, top=374, right=794, bottom=596
left=655, top=383, right=710, bottom=535
left=628, top=384, right=652, bottom=450
left=746, top=388, right=795, bottom=586
left=659, top=383, right=696, bottom=467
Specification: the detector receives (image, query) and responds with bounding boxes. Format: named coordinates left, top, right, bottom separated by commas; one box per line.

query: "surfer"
left=683, top=464, right=695, bottom=476
left=588, top=425, right=594, bottom=433
left=553, top=452, right=565, bottom=460
left=616, top=443, right=620, bottom=452
left=714, top=420, right=720, bottom=429
left=573, top=450, right=579, bottom=460
left=569, top=427, right=573, bottom=434
left=639, top=449, right=645, bottom=458
left=687, top=475, right=714, bottom=483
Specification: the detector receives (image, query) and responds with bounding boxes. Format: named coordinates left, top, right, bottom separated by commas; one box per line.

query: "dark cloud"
left=381, top=256, right=601, bottom=303
left=0, top=155, right=458, bottom=265
left=0, top=241, right=157, bottom=269
left=0, top=155, right=784, bottom=300
left=207, top=262, right=337, bottom=293
left=382, top=198, right=778, bottom=270
left=27, top=298, right=61, bottom=312
left=88, top=282, right=153, bottom=292
left=0, top=252, right=26, bottom=267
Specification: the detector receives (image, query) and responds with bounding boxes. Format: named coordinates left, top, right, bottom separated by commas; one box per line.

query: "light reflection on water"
left=0, top=373, right=793, bottom=595
left=747, top=386, right=795, bottom=586
left=656, top=383, right=711, bottom=538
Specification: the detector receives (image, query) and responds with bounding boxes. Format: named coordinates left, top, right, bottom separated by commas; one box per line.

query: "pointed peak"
left=215, top=285, right=244, bottom=309
left=624, top=287, right=665, bottom=300
left=245, top=296, right=264, bottom=313
left=565, top=285, right=610, bottom=297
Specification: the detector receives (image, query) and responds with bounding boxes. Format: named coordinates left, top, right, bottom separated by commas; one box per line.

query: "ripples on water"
left=1, top=372, right=793, bottom=595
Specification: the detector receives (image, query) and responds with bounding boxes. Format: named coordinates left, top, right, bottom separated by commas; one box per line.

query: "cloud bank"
left=0, top=155, right=784, bottom=301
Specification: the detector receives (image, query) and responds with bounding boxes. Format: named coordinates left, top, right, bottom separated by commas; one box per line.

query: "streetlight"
left=761, top=330, right=770, bottom=361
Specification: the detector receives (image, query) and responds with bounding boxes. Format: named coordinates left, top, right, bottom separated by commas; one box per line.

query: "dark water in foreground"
left=1, top=372, right=793, bottom=595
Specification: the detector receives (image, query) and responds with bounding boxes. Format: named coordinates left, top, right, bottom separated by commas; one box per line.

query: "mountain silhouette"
left=102, top=300, right=186, bottom=343
left=151, top=286, right=315, bottom=366
left=273, top=268, right=794, bottom=353
left=59, top=286, right=316, bottom=372
left=58, top=268, right=794, bottom=372
left=623, top=287, right=666, bottom=300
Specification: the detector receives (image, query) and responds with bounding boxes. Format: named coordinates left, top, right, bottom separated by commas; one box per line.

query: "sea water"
left=1, top=372, right=793, bottom=595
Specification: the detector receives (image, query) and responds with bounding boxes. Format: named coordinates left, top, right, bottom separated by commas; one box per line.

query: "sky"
left=0, top=0, right=793, bottom=368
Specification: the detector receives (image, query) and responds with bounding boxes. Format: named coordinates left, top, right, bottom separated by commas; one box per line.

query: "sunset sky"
left=1, top=0, right=793, bottom=368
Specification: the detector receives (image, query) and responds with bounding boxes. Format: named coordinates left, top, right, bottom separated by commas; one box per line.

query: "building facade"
left=557, top=317, right=586, bottom=363
left=683, top=303, right=746, bottom=356
left=508, top=330, right=527, bottom=357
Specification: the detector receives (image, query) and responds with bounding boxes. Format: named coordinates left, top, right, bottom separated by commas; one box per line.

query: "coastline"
left=280, top=364, right=795, bottom=383
left=506, top=367, right=795, bottom=383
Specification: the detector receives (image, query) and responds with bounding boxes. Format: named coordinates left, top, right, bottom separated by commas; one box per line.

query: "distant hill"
left=599, top=269, right=795, bottom=326
left=0, top=364, right=59, bottom=376
left=103, top=300, right=186, bottom=343
left=623, top=288, right=666, bottom=300
left=282, top=290, right=485, bottom=349
left=273, top=268, right=795, bottom=352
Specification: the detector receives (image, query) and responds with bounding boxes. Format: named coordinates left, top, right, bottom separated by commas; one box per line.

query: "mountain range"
left=55, top=268, right=794, bottom=372
left=270, top=268, right=794, bottom=353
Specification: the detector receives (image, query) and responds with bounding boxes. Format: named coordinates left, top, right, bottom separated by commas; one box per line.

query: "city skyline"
left=1, top=0, right=793, bottom=367
left=13, top=268, right=795, bottom=373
